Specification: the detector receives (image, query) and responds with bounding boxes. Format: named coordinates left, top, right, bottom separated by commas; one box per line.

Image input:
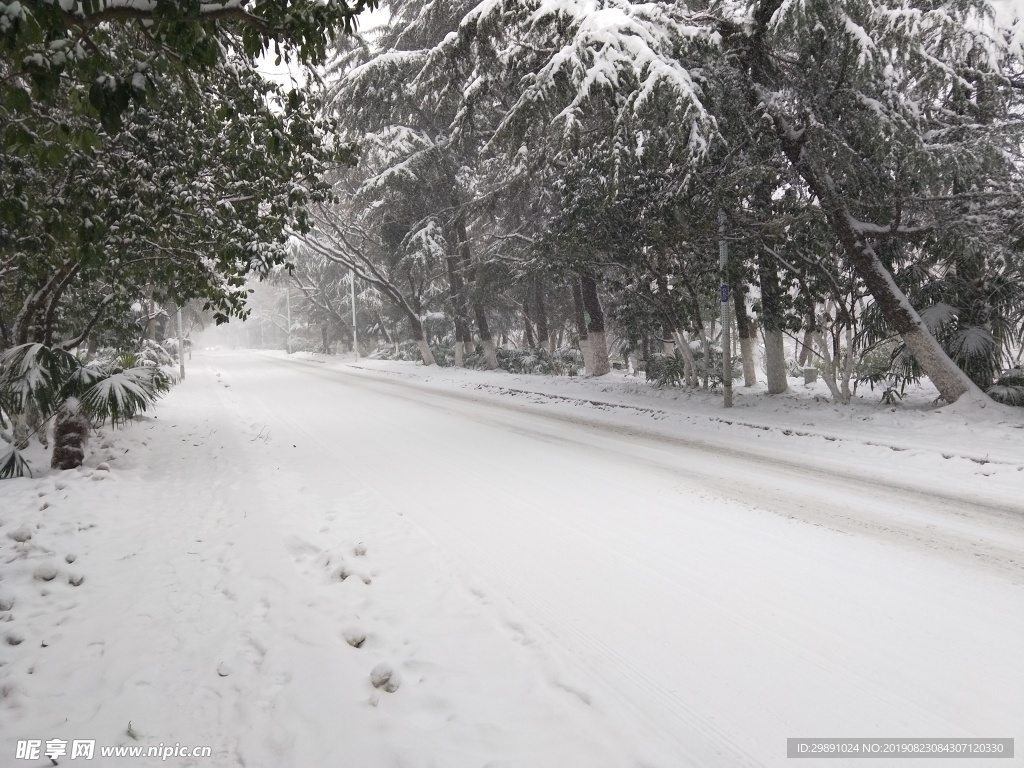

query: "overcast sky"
left=256, top=6, right=390, bottom=91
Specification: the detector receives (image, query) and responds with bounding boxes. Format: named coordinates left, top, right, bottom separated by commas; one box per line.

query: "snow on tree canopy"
left=450, top=0, right=717, bottom=155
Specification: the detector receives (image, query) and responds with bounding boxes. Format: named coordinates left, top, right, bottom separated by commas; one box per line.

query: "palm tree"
left=0, top=343, right=175, bottom=478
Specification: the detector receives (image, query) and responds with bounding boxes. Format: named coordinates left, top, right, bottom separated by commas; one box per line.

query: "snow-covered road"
left=2, top=351, right=1021, bottom=767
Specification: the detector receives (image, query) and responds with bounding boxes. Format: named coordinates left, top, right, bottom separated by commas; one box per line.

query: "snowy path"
left=1, top=351, right=1021, bottom=767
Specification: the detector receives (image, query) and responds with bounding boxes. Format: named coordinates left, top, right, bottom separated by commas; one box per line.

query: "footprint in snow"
left=33, top=563, right=58, bottom=582
left=7, top=526, right=32, bottom=543
left=369, top=662, right=400, bottom=692
left=343, top=629, right=367, bottom=649
left=334, top=563, right=372, bottom=585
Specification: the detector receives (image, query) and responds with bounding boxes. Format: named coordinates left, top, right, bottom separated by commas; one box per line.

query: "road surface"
left=3, top=351, right=1020, bottom=768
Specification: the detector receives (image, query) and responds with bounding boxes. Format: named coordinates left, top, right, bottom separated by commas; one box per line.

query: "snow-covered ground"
left=1, top=350, right=1022, bottom=767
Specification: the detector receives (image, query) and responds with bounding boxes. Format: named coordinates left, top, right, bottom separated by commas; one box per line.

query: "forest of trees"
left=4, top=0, right=1024, bottom=476
left=282, top=0, right=1024, bottom=407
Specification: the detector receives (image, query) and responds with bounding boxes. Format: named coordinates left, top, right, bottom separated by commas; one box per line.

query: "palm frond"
left=0, top=446, right=33, bottom=480
left=0, top=343, right=80, bottom=419
left=78, top=368, right=166, bottom=427
left=988, top=369, right=1024, bottom=407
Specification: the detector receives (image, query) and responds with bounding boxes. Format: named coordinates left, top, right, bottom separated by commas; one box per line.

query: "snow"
left=1, top=350, right=1022, bottom=767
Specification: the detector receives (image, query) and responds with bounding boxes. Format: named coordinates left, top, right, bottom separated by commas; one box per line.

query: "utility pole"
left=285, top=287, right=292, bottom=354
left=176, top=305, right=186, bottom=380
left=719, top=210, right=733, bottom=408
left=350, top=270, right=359, bottom=359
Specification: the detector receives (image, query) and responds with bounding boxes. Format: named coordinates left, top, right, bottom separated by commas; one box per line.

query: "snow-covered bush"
left=854, top=343, right=898, bottom=392
left=496, top=346, right=582, bottom=376
left=690, top=345, right=741, bottom=388
left=987, top=369, right=1024, bottom=407
left=430, top=342, right=456, bottom=368
left=786, top=357, right=806, bottom=378
left=646, top=352, right=687, bottom=388
left=0, top=343, right=177, bottom=478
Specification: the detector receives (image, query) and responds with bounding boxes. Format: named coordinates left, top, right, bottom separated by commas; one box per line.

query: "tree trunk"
left=739, top=336, right=757, bottom=387
left=671, top=329, right=700, bottom=387
left=472, top=305, right=498, bottom=368
left=417, top=340, right=436, bottom=367
left=51, top=405, right=89, bottom=470
left=28, top=405, right=47, bottom=447
left=580, top=276, right=610, bottom=376
left=409, top=316, right=435, bottom=366
left=662, top=329, right=675, bottom=356
left=840, top=321, right=855, bottom=402
left=656, top=277, right=676, bottom=355
left=571, top=279, right=592, bottom=372
left=767, top=109, right=982, bottom=404
left=532, top=277, right=553, bottom=354
left=480, top=339, right=498, bottom=369
left=12, top=414, right=30, bottom=450
left=762, top=328, right=788, bottom=394
left=455, top=219, right=498, bottom=369
left=522, top=297, right=537, bottom=349
left=146, top=293, right=157, bottom=341
left=376, top=314, right=392, bottom=345
left=444, top=254, right=472, bottom=367
left=732, top=285, right=757, bottom=387
left=797, top=324, right=814, bottom=367
left=758, top=252, right=789, bottom=394
left=812, top=330, right=849, bottom=404
left=698, top=324, right=712, bottom=389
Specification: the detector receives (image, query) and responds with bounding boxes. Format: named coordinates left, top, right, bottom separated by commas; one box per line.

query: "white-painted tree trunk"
left=740, top=337, right=757, bottom=387
left=697, top=326, right=712, bottom=389
left=841, top=323, right=855, bottom=402
left=763, top=328, right=788, bottom=394
left=579, top=337, right=594, bottom=375
left=587, top=330, right=611, bottom=376
left=767, top=104, right=986, bottom=405
left=811, top=330, right=848, bottom=404
left=176, top=308, right=186, bottom=380
left=671, top=330, right=699, bottom=388
left=481, top=339, right=499, bottom=370
left=416, top=340, right=435, bottom=367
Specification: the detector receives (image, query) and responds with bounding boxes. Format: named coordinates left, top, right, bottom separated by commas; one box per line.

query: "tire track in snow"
left=263, top=355, right=1024, bottom=582
left=212, top=353, right=1024, bottom=767
left=287, top=357, right=1024, bottom=513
